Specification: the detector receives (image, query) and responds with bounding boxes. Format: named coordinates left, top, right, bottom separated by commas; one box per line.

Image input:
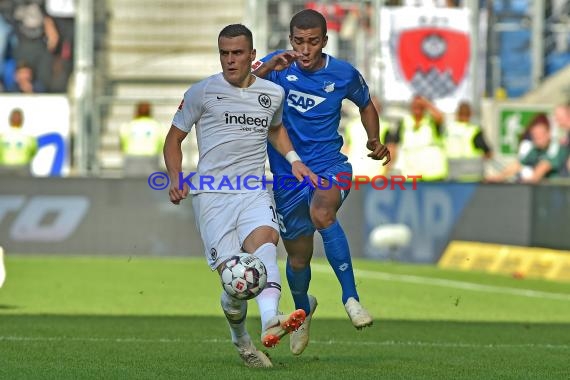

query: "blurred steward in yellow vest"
left=386, top=95, right=447, bottom=181
left=0, top=108, right=38, bottom=176
left=343, top=95, right=393, bottom=177
left=443, top=101, right=492, bottom=182
left=119, top=101, right=164, bottom=177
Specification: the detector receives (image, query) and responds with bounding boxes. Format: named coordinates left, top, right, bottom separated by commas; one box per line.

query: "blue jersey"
left=259, top=51, right=371, bottom=176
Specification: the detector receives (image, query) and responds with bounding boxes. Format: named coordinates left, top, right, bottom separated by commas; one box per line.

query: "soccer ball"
left=220, top=254, right=267, bottom=300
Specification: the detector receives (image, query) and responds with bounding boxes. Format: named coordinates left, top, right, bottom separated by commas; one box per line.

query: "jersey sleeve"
left=346, top=67, right=371, bottom=109
left=270, top=87, right=285, bottom=127
left=171, top=83, right=204, bottom=133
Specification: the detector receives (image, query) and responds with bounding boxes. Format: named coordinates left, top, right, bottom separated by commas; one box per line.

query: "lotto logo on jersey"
left=225, top=112, right=269, bottom=127
left=287, top=90, right=325, bottom=113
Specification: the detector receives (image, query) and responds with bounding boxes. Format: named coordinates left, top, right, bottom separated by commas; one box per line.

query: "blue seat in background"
left=493, top=0, right=530, bottom=16
left=545, top=52, right=570, bottom=76
left=2, top=57, right=16, bottom=91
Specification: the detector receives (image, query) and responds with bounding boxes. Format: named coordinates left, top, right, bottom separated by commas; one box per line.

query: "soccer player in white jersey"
left=163, top=24, right=318, bottom=368
left=253, top=9, right=391, bottom=356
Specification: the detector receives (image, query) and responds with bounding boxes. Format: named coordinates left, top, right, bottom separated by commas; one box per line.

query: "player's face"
left=219, top=36, right=256, bottom=88
left=289, top=27, right=328, bottom=71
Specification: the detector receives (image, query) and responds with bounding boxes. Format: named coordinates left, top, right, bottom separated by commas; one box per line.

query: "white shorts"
left=192, top=191, right=279, bottom=270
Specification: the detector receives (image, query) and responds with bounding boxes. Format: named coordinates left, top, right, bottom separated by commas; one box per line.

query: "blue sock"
left=319, top=220, right=358, bottom=304
left=285, top=258, right=311, bottom=315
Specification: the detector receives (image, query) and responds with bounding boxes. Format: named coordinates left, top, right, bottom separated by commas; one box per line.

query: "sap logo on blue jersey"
left=287, top=90, right=325, bottom=113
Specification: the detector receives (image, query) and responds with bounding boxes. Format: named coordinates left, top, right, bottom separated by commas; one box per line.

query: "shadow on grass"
left=0, top=315, right=568, bottom=380
left=0, top=315, right=568, bottom=345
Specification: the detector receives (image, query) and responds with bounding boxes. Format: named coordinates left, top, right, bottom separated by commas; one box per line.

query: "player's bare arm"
left=267, top=123, right=319, bottom=186
left=484, top=161, right=521, bottom=183
left=523, top=160, right=553, bottom=184
left=360, top=101, right=391, bottom=165
left=253, top=51, right=302, bottom=78
left=163, top=125, right=189, bottom=204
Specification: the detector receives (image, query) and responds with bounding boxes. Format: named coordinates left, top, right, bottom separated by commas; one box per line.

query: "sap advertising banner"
left=364, top=182, right=477, bottom=263
left=0, top=177, right=366, bottom=257
left=0, top=95, right=70, bottom=176
left=0, top=178, right=202, bottom=256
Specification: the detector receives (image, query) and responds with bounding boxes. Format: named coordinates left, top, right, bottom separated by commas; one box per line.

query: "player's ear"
left=322, top=34, right=328, bottom=48
left=251, top=48, right=256, bottom=62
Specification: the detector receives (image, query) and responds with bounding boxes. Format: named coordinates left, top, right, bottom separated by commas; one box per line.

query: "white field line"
left=0, top=336, right=568, bottom=349
left=310, top=264, right=570, bottom=302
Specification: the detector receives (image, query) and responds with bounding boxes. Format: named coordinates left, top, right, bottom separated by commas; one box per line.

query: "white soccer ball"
left=220, top=254, right=267, bottom=300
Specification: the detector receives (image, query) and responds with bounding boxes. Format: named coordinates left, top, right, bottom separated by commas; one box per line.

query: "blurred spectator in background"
left=553, top=102, right=570, bottom=176
left=385, top=94, right=447, bottom=181
left=6, top=60, right=45, bottom=93
left=554, top=102, right=570, bottom=142
left=0, top=0, right=16, bottom=91
left=0, top=108, right=38, bottom=176
left=486, top=114, right=567, bottom=183
left=400, top=0, right=461, bottom=6
left=45, top=0, right=75, bottom=92
left=11, top=0, right=58, bottom=93
left=120, top=101, right=164, bottom=177
left=554, top=102, right=570, bottom=176
left=444, top=101, right=492, bottom=181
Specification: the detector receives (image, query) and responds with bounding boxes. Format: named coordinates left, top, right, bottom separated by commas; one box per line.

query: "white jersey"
left=172, top=73, right=284, bottom=194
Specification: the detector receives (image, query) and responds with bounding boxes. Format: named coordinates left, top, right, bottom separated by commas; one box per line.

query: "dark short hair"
left=218, top=24, right=253, bottom=50
left=520, top=113, right=550, bottom=142
left=457, top=101, right=471, bottom=113
left=290, top=9, right=327, bottom=36
left=528, top=113, right=550, bottom=130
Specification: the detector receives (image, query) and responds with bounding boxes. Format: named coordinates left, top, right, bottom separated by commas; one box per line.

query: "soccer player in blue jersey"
left=253, top=9, right=391, bottom=355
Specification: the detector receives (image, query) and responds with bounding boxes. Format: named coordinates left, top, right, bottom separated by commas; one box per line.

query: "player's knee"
left=310, top=206, right=336, bottom=229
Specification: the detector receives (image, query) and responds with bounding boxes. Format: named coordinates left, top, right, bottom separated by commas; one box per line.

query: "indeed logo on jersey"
left=287, top=90, right=325, bottom=113
left=224, top=112, right=269, bottom=127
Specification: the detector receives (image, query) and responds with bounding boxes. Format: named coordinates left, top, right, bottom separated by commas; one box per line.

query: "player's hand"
left=366, top=138, right=391, bottom=165
left=269, top=51, right=303, bottom=71
left=291, top=161, right=319, bottom=187
left=169, top=181, right=189, bottom=205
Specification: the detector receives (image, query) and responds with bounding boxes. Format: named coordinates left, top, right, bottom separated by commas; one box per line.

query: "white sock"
left=220, top=291, right=249, bottom=345
left=253, top=242, right=282, bottom=332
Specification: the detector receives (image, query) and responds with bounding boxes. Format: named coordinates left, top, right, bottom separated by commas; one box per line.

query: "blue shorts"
left=272, top=161, right=352, bottom=240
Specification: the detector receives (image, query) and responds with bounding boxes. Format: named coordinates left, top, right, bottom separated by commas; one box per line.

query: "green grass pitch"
left=0, top=255, right=569, bottom=379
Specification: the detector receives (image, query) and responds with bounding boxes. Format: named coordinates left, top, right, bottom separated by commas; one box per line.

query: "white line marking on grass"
left=310, top=264, right=570, bottom=301
left=1, top=336, right=568, bottom=349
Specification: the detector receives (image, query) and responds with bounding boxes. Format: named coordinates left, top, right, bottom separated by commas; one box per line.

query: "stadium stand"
left=97, top=0, right=245, bottom=177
